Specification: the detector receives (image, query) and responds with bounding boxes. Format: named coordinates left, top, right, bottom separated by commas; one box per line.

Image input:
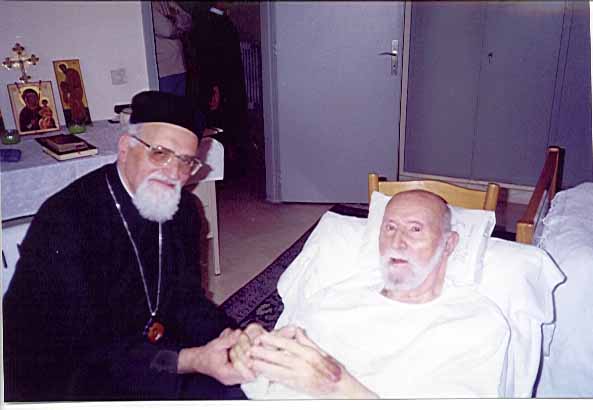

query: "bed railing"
left=516, top=146, right=563, bottom=244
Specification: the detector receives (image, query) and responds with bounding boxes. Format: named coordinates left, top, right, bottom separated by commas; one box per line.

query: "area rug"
left=220, top=204, right=366, bottom=329
left=220, top=204, right=514, bottom=330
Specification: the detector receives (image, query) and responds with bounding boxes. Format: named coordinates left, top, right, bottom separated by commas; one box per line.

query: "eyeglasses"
left=130, top=134, right=202, bottom=176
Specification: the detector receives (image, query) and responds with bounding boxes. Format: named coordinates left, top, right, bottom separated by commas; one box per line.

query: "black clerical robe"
left=3, top=163, right=241, bottom=401
left=187, top=8, right=249, bottom=173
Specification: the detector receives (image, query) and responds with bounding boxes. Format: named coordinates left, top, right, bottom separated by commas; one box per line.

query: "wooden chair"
left=515, top=146, right=563, bottom=244
left=368, top=173, right=500, bottom=211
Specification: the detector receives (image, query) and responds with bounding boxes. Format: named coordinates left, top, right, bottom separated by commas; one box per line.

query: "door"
left=472, top=1, right=566, bottom=185
left=403, top=1, right=484, bottom=179
left=402, top=1, right=571, bottom=187
left=263, top=2, right=405, bottom=203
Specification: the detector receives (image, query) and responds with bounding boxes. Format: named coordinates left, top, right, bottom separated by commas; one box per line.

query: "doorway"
left=147, top=1, right=267, bottom=198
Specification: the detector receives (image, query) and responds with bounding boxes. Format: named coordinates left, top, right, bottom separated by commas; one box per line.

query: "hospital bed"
left=362, top=146, right=592, bottom=397
left=266, top=168, right=565, bottom=398
left=516, top=146, right=593, bottom=397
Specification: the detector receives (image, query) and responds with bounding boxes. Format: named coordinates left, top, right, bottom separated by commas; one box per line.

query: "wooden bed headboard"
left=515, top=146, right=563, bottom=244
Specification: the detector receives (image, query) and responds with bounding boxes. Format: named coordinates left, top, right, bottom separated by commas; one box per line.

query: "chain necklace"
left=106, top=175, right=165, bottom=343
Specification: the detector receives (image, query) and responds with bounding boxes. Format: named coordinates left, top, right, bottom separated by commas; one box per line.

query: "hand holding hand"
left=178, top=328, right=251, bottom=385
left=246, top=326, right=344, bottom=397
left=228, top=323, right=268, bottom=382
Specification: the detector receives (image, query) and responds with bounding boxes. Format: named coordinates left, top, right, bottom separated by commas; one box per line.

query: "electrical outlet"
left=110, top=68, right=127, bottom=85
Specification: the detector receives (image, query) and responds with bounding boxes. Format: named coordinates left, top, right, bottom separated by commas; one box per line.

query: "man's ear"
left=444, top=231, right=460, bottom=256
left=118, top=134, right=130, bottom=163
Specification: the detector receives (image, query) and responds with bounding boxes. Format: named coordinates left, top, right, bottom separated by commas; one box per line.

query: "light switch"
left=110, top=68, right=127, bottom=85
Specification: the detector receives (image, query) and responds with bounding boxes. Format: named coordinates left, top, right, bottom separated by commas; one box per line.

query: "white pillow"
left=359, top=191, right=496, bottom=285
left=276, top=211, right=367, bottom=321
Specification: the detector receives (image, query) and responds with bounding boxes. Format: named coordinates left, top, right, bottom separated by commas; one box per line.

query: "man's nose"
left=391, top=230, right=407, bottom=250
left=162, top=158, right=181, bottom=180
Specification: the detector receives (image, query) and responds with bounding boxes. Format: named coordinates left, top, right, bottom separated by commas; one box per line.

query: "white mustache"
left=147, top=172, right=181, bottom=189
left=383, top=251, right=408, bottom=261
left=381, top=250, right=417, bottom=266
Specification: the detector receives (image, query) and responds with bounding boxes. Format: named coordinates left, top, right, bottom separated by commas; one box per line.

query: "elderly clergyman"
left=3, top=91, right=249, bottom=401
left=231, top=190, right=510, bottom=399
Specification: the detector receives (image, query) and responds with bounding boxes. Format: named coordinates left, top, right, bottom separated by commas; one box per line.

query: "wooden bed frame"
left=515, top=146, right=563, bottom=244
left=368, top=174, right=500, bottom=211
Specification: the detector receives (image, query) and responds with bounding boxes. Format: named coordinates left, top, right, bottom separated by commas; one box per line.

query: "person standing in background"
left=187, top=2, right=249, bottom=178
left=152, top=1, right=193, bottom=96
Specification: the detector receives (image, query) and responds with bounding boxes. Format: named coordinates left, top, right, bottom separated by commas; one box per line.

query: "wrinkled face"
left=378, top=192, right=448, bottom=292
left=118, top=123, right=198, bottom=222
left=118, top=122, right=198, bottom=194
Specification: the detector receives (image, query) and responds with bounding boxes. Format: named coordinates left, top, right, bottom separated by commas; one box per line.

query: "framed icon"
left=53, top=59, right=92, bottom=127
left=7, top=81, right=61, bottom=135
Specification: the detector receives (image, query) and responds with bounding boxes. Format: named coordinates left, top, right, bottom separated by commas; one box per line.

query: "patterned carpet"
left=221, top=204, right=367, bottom=329
left=221, top=204, right=514, bottom=329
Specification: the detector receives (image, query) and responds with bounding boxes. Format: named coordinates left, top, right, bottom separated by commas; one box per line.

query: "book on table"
left=35, top=134, right=98, bottom=161
left=36, top=134, right=90, bottom=152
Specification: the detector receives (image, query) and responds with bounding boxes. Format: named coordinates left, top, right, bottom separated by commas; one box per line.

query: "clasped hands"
left=229, top=323, right=362, bottom=398
left=178, top=323, right=376, bottom=398
left=177, top=324, right=340, bottom=394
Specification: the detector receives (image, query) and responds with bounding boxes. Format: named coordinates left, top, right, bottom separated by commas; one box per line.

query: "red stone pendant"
left=144, top=317, right=165, bottom=343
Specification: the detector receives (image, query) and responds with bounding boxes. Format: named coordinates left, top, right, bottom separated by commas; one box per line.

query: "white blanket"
left=536, top=182, right=593, bottom=397
left=242, top=276, right=510, bottom=399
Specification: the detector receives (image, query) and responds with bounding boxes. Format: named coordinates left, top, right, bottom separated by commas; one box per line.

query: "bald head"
left=386, top=190, right=452, bottom=236
left=378, top=190, right=459, bottom=303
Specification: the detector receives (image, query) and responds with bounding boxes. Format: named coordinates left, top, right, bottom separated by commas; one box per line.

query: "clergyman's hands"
left=177, top=328, right=251, bottom=385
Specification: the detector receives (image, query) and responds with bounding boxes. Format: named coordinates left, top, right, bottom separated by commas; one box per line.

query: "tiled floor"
left=204, top=174, right=331, bottom=305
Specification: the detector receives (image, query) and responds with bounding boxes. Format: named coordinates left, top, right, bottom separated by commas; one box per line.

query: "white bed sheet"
left=536, top=182, right=593, bottom=397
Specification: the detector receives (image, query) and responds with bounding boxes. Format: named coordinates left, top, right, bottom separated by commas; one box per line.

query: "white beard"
left=380, top=239, right=447, bottom=292
left=132, top=171, right=182, bottom=222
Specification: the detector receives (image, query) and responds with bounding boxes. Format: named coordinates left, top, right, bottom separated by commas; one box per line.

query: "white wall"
left=0, top=1, right=150, bottom=129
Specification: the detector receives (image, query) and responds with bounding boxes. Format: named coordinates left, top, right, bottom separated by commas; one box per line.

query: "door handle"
left=379, top=40, right=399, bottom=76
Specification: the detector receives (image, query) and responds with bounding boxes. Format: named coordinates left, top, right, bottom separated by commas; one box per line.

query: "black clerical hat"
left=129, top=91, right=204, bottom=138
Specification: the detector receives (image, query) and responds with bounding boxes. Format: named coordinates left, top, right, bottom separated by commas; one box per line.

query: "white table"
left=1, top=121, right=224, bottom=295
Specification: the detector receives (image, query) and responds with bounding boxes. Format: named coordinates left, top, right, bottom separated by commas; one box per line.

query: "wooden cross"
left=2, top=43, right=40, bottom=83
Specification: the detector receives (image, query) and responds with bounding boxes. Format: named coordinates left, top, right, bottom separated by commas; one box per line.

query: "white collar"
left=209, top=7, right=224, bottom=16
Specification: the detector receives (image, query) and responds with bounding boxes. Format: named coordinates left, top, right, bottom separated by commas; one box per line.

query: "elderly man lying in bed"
left=230, top=190, right=510, bottom=399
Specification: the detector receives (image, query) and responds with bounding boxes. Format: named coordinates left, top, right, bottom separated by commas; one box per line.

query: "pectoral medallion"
left=144, top=317, right=165, bottom=343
